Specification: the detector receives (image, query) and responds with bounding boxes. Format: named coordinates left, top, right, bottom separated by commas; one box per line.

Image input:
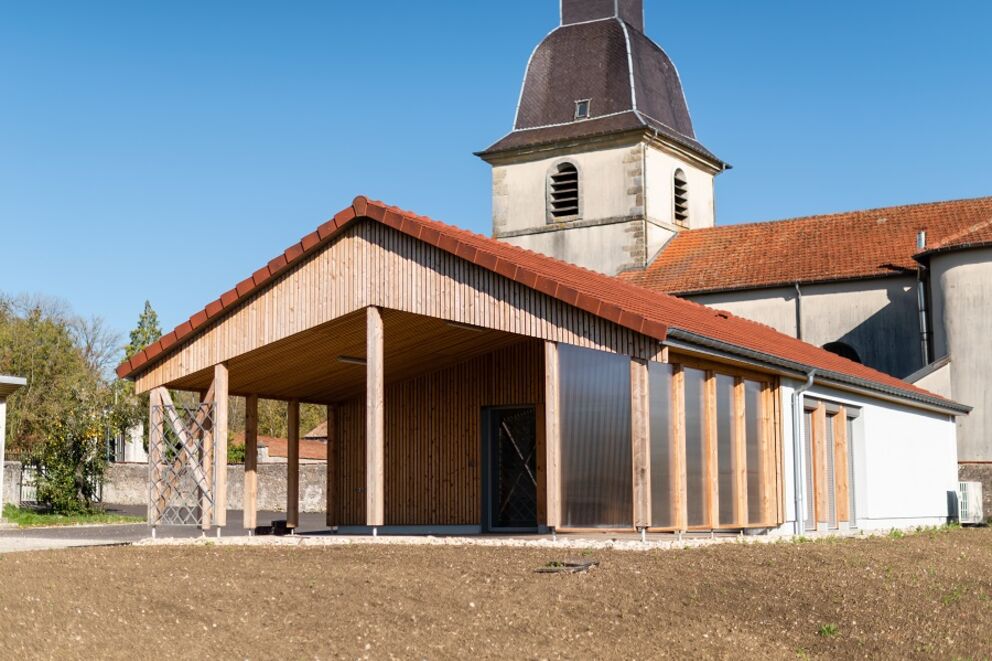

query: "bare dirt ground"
left=0, top=527, right=990, bottom=660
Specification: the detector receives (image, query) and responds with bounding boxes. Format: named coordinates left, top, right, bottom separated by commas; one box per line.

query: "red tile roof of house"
left=116, top=196, right=965, bottom=412
left=232, top=433, right=327, bottom=461
left=621, top=196, right=992, bottom=295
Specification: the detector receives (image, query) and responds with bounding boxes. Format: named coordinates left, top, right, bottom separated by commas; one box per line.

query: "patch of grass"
left=2, top=504, right=144, bottom=528
left=889, top=529, right=906, bottom=540
left=817, top=624, right=839, bottom=638
left=942, top=586, right=966, bottom=607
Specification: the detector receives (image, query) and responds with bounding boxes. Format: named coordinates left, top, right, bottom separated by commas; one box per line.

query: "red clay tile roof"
left=303, top=421, right=328, bottom=440
left=231, top=434, right=327, bottom=461
left=917, top=217, right=992, bottom=259
left=621, top=196, right=992, bottom=295
left=116, top=196, right=963, bottom=411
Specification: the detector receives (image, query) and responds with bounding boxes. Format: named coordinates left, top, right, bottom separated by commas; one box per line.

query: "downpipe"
left=792, top=369, right=817, bottom=535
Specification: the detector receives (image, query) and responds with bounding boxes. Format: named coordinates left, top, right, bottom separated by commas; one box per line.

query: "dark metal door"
left=485, top=407, right=538, bottom=531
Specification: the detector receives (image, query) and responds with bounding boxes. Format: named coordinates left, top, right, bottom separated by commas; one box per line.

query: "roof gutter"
left=664, top=329, right=970, bottom=416
left=792, top=369, right=816, bottom=535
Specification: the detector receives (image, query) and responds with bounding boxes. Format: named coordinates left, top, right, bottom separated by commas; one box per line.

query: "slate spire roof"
left=478, top=0, right=725, bottom=167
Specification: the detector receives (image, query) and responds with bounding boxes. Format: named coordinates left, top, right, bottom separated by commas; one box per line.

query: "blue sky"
left=1, top=1, right=990, bottom=341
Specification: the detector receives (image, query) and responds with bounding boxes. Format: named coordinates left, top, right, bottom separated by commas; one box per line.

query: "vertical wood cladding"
left=135, top=221, right=660, bottom=394
left=332, top=340, right=544, bottom=526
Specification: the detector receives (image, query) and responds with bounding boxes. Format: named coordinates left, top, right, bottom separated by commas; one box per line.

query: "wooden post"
left=244, top=394, right=258, bottom=531
left=544, top=341, right=561, bottom=530
left=366, top=306, right=385, bottom=528
left=213, top=363, right=229, bottom=527
left=704, top=371, right=719, bottom=529
left=326, top=404, right=336, bottom=528
left=758, top=383, right=775, bottom=525
left=732, top=378, right=748, bottom=526
left=671, top=366, right=688, bottom=531
left=630, top=358, right=651, bottom=529
left=812, top=403, right=829, bottom=526
left=288, top=399, right=300, bottom=529
left=833, top=407, right=850, bottom=524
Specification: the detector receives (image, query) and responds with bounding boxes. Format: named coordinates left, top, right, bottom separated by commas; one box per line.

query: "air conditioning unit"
left=959, top=482, right=985, bottom=525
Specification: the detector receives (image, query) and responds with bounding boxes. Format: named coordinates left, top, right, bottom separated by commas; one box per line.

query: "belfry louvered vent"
left=674, top=169, right=689, bottom=226
left=549, top=162, right=580, bottom=220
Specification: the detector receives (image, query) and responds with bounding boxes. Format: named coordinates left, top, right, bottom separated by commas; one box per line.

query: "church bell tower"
left=477, top=0, right=728, bottom=276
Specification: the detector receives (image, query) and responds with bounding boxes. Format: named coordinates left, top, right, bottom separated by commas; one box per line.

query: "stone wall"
left=959, top=464, right=992, bottom=521
left=3, top=461, right=20, bottom=509
left=103, top=463, right=327, bottom=513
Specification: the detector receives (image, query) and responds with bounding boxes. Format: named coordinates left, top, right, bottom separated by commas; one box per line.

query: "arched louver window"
left=674, top=169, right=689, bottom=226
left=549, top=162, right=580, bottom=221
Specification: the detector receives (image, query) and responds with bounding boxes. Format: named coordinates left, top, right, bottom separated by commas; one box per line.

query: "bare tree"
left=71, top=315, right=123, bottom=379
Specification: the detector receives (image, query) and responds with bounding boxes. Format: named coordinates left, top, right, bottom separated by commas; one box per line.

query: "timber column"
left=243, top=394, right=259, bottom=531
left=543, top=342, right=561, bottom=531
left=366, top=306, right=384, bottom=529
left=287, top=399, right=300, bottom=529
left=213, top=363, right=229, bottom=527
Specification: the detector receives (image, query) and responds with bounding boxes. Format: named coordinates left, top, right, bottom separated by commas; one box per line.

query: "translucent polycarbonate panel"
left=684, top=368, right=707, bottom=527
left=847, top=417, right=857, bottom=528
left=649, top=363, right=674, bottom=528
left=825, top=415, right=837, bottom=529
left=744, top=381, right=763, bottom=523
left=716, top=375, right=735, bottom=525
left=559, top=344, right=632, bottom=529
left=804, top=411, right=816, bottom=531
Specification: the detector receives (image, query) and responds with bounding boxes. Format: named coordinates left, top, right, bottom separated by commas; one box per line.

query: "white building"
left=0, top=376, right=26, bottom=519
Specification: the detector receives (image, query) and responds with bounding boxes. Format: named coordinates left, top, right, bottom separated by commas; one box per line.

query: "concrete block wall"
left=3, top=461, right=20, bottom=509
left=102, top=463, right=328, bottom=514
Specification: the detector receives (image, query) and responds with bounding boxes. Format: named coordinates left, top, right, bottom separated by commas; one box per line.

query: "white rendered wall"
left=503, top=219, right=651, bottom=277
left=0, top=398, right=6, bottom=516
left=643, top=143, right=715, bottom=230
left=490, top=140, right=716, bottom=275
left=492, top=144, right=642, bottom=236
left=690, top=277, right=923, bottom=379
left=772, top=380, right=958, bottom=534
left=929, top=247, right=992, bottom=461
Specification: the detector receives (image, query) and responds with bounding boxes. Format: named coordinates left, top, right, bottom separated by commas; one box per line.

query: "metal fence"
left=149, top=402, right=215, bottom=527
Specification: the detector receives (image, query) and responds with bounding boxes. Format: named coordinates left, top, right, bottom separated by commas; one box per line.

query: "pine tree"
left=125, top=301, right=161, bottom=360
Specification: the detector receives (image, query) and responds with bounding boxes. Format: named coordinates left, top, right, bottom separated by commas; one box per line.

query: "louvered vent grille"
left=674, top=169, right=689, bottom=226
left=549, top=163, right=580, bottom=220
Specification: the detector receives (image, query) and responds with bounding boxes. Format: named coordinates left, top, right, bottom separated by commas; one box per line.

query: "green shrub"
left=227, top=441, right=246, bottom=465
left=29, top=409, right=107, bottom=515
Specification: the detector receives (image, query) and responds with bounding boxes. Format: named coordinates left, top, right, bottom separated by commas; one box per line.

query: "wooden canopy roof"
left=116, top=196, right=964, bottom=413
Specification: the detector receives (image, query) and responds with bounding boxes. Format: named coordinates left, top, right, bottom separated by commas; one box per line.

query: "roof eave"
left=0, top=376, right=27, bottom=398
left=658, top=270, right=918, bottom=298
left=665, top=329, right=970, bottom=417
left=914, top=239, right=992, bottom=263
left=478, top=125, right=727, bottom=172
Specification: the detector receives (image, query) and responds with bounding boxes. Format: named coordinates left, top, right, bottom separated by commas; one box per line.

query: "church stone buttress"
left=477, top=0, right=728, bottom=276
